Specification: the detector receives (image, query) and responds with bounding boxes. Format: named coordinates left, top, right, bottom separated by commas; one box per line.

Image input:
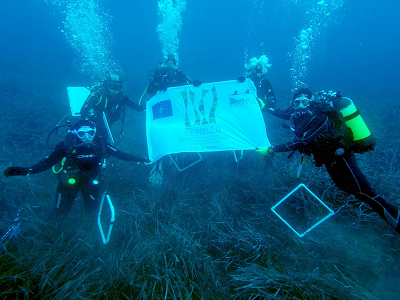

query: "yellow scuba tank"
left=315, top=90, right=375, bottom=153
left=337, top=97, right=371, bottom=141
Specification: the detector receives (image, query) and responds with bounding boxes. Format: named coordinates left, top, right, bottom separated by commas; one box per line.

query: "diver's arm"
left=261, top=78, right=277, bottom=110
left=176, top=70, right=191, bottom=86
left=146, top=80, right=157, bottom=95
left=266, top=106, right=294, bottom=120
left=28, top=143, right=67, bottom=174
left=122, top=95, right=144, bottom=112
left=147, top=70, right=163, bottom=95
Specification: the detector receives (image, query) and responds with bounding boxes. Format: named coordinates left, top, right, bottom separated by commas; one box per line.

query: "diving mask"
left=75, top=126, right=96, bottom=143
left=293, top=96, right=310, bottom=109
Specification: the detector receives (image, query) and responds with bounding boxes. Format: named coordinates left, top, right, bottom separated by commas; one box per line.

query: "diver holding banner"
left=3, top=120, right=149, bottom=224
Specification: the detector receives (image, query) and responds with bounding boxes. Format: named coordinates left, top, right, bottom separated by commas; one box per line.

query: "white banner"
left=67, top=87, right=90, bottom=116
left=146, top=79, right=270, bottom=162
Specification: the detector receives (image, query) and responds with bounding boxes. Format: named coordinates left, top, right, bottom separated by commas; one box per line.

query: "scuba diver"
left=80, top=74, right=144, bottom=137
left=147, top=53, right=201, bottom=96
left=256, top=88, right=400, bottom=234
left=145, top=53, right=201, bottom=186
left=240, top=55, right=295, bottom=120
left=239, top=55, right=282, bottom=176
left=3, top=120, right=149, bottom=219
left=242, top=55, right=277, bottom=113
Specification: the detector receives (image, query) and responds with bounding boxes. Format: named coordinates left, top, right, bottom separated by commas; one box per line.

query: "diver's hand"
left=257, top=98, right=266, bottom=110
left=136, top=157, right=151, bottom=165
left=192, top=79, right=202, bottom=87
left=4, top=166, right=30, bottom=177
left=255, top=147, right=274, bottom=156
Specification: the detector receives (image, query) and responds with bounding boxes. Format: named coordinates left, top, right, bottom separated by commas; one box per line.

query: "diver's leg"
left=326, top=151, right=400, bottom=232
left=81, top=179, right=101, bottom=214
left=54, top=181, right=79, bottom=218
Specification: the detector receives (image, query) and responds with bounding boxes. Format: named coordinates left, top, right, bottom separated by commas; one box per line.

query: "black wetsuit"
left=252, top=77, right=277, bottom=112
left=28, top=135, right=147, bottom=217
left=80, top=84, right=143, bottom=136
left=147, top=67, right=191, bottom=96
left=273, top=106, right=400, bottom=231
left=267, top=106, right=294, bottom=120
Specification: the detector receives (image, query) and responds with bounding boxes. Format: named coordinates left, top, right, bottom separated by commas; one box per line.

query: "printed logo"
left=229, top=89, right=256, bottom=107
left=78, top=154, right=96, bottom=158
left=152, top=99, right=173, bottom=120
left=181, top=86, right=218, bottom=128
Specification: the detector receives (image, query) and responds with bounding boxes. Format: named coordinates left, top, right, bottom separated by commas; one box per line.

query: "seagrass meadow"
left=2, top=0, right=400, bottom=296
left=1, top=77, right=400, bottom=299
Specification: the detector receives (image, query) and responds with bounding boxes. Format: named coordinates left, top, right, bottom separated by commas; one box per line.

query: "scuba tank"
left=335, top=96, right=371, bottom=140
left=315, top=91, right=375, bottom=153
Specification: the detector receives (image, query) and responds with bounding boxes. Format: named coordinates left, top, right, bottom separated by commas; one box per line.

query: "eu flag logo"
left=152, top=99, right=173, bottom=120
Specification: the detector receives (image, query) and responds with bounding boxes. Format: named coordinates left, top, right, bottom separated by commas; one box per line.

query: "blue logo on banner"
left=152, top=99, right=173, bottom=120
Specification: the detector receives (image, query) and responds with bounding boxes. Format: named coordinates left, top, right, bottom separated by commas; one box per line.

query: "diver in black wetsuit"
left=3, top=120, right=149, bottom=218
left=80, top=74, right=144, bottom=137
left=256, top=88, right=400, bottom=234
left=147, top=54, right=200, bottom=96
left=240, top=55, right=288, bottom=175
left=241, top=55, right=277, bottom=115
left=145, top=54, right=201, bottom=186
left=240, top=55, right=295, bottom=120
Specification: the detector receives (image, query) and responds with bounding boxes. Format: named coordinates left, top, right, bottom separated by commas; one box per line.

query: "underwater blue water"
left=1, top=0, right=399, bottom=107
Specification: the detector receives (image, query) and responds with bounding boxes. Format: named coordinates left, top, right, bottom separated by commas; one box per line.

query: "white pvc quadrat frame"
left=97, top=193, right=115, bottom=244
left=271, top=183, right=335, bottom=238
left=168, top=152, right=203, bottom=172
left=168, top=150, right=243, bottom=172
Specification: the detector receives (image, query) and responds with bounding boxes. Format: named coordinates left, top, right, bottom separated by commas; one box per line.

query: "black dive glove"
left=192, top=79, right=202, bottom=87
left=4, top=167, right=30, bottom=177
left=237, top=76, right=246, bottom=83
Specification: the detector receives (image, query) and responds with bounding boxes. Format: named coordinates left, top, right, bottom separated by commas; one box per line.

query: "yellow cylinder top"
left=339, top=99, right=357, bottom=117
